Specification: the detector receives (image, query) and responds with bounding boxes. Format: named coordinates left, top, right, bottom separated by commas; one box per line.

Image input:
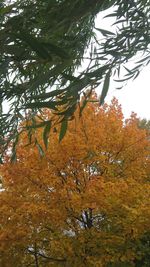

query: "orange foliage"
left=0, top=96, right=150, bottom=266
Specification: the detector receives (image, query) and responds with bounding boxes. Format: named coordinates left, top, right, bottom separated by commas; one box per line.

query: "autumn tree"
left=0, top=0, right=150, bottom=156
left=0, top=96, right=150, bottom=266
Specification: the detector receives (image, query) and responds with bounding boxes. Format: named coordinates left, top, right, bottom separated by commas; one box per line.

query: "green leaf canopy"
left=0, top=0, right=150, bottom=156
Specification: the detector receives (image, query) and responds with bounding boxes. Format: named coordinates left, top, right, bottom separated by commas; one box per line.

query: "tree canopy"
left=0, top=97, right=150, bottom=266
left=0, top=0, right=150, bottom=156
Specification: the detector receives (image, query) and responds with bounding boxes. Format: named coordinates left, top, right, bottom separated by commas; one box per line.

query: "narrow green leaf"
left=11, top=151, right=17, bottom=163
left=104, top=12, right=117, bottom=18
left=100, top=70, right=111, bottom=105
left=32, top=89, right=66, bottom=100
left=133, top=70, right=140, bottom=80
left=79, top=99, right=88, bottom=117
left=59, top=119, right=68, bottom=142
left=112, top=19, right=127, bottom=25
left=43, top=121, right=51, bottom=149
left=131, top=64, right=143, bottom=72
left=11, top=135, right=19, bottom=162
left=85, top=65, right=108, bottom=78
left=25, top=129, right=33, bottom=146
left=123, top=66, right=133, bottom=74
left=36, top=142, right=45, bottom=157
left=114, top=74, right=135, bottom=82
left=95, top=27, right=115, bottom=36
left=136, top=56, right=150, bottom=64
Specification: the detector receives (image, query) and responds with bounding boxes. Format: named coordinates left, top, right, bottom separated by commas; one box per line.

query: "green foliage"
left=134, top=232, right=150, bottom=267
left=138, top=119, right=150, bottom=131
left=100, top=70, right=111, bottom=105
left=0, top=0, right=150, bottom=156
left=59, top=119, right=68, bottom=142
left=43, top=120, right=52, bottom=149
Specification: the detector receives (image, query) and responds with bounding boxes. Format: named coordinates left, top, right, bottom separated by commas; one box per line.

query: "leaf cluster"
left=0, top=0, right=150, bottom=157
left=0, top=99, right=150, bottom=266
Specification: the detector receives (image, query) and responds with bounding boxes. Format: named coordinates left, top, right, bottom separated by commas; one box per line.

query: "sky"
left=105, top=64, right=150, bottom=120
left=95, top=8, right=150, bottom=120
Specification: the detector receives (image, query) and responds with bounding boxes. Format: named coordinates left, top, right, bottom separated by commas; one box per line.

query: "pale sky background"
left=106, top=65, right=150, bottom=120
left=95, top=8, right=150, bottom=120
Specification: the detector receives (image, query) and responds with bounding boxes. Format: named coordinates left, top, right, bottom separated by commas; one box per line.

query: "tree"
left=1, top=97, right=150, bottom=266
left=0, top=0, right=150, bottom=156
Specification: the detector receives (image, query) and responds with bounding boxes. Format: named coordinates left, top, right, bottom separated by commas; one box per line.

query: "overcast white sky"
left=95, top=8, right=150, bottom=120
left=105, top=64, right=150, bottom=120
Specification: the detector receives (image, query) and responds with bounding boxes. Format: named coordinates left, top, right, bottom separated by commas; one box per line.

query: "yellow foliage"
left=0, top=96, right=150, bottom=266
